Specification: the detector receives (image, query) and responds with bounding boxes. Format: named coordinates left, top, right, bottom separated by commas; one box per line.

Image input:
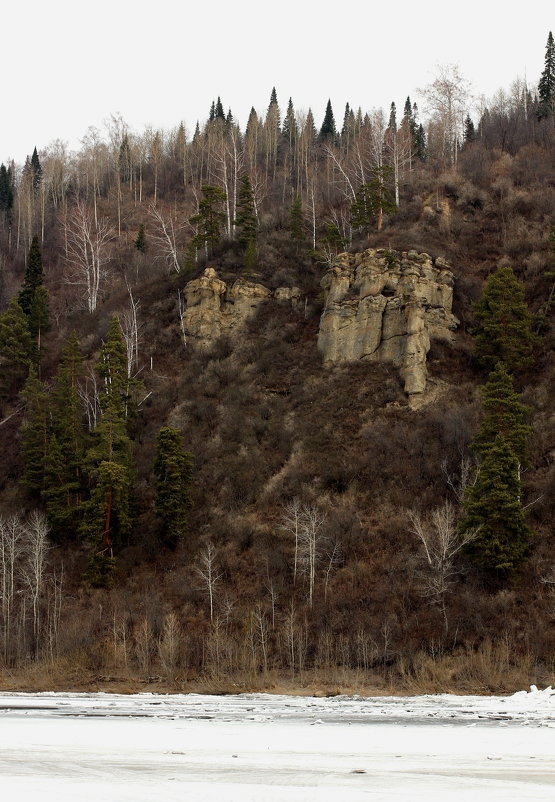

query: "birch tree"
left=63, top=201, right=114, bottom=313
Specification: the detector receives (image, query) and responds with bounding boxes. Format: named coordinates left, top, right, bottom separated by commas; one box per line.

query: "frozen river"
left=1, top=689, right=554, bottom=800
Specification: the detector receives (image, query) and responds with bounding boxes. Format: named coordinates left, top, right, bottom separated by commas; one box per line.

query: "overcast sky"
left=3, top=1, right=551, bottom=164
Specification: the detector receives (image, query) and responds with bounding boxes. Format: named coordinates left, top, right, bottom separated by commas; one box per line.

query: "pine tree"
left=30, top=147, right=42, bottom=190
left=20, top=367, right=49, bottom=496
left=134, top=223, right=147, bottom=253
left=282, top=98, right=298, bottom=147
left=461, top=434, right=531, bottom=576
left=537, top=31, right=555, bottom=119
left=289, top=195, right=306, bottom=251
left=45, top=333, right=88, bottom=538
left=471, top=363, right=532, bottom=466
left=234, top=175, right=257, bottom=247
left=474, top=266, right=539, bottom=373
left=319, top=99, right=336, bottom=141
left=0, top=296, right=33, bottom=400
left=18, top=235, right=49, bottom=357
left=350, top=166, right=397, bottom=234
left=464, top=114, right=476, bottom=142
left=154, top=427, right=194, bottom=546
left=189, top=185, right=227, bottom=255
left=0, top=163, right=14, bottom=219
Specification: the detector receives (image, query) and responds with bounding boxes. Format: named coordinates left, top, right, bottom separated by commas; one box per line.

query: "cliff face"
left=317, top=250, right=458, bottom=398
left=182, top=267, right=300, bottom=346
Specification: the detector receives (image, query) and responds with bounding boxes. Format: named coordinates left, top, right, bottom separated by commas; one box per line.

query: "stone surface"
left=318, top=249, right=459, bottom=397
left=182, top=268, right=300, bottom=346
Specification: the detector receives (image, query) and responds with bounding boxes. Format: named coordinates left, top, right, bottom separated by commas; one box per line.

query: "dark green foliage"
left=98, top=317, right=129, bottom=418
left=118, top=134, right=132, bottom=183
left=462, top=434, right=531, bottom=576
left=189, top=185, right=227, bottom=255
left=471, top=363, right=532, bottom=466
left=18, top=235, right=49, bottom=357
left=134, top=223, right=146, bottom=253
left=319, top=99, right=336, bottom=141
left=537, top=31, right=555, bottom=119
left=30, top=147, right=42, bottom=190
left=0, top=297, right=33, bottom=400
left=0, top=163, right=14, bottom=217
left=350, top=167, right=397, bottom=234
left=45, top=333, right=87, bottom=538
left=282, top=98, right=297, bottom=146
left=289, top=195, right=306, bottom=250
left=154, top=426, right=194, bottom=546
left=388, top=102, right=397, bottom=133
left=473, top=267, right=539, bottom=373
left=214, top=97, right=225, bottom=120
left=234, top=175, right=257, bottom=248
left=464, top=114, right=476, bottom=142
left=20, top=367, right=49, bottom=496
left=414, top=122, right=426, bottom=161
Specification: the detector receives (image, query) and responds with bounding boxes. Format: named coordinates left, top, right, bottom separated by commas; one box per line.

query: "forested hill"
left=0, top=45, right=554, bottom=692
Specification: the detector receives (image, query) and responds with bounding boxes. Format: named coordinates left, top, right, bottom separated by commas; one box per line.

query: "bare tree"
left=21, top=511, right=50, bottom=658
left=196, top=543, right=222, bottom=622
left=420, top=64, right=471, bottom=166
left=120, top=285, right=141, bottom=377
left=63, top=201, right=114, bottom=312
left=158, top=612, right=182, bottom=675
left=147, top=203, right=184, bottom=273
left=408, top=501, right=478, bottom=633
left=0, top=515, right=24, bottom=662
left=280, top=498, right=303, bottom=584
left=298, top=504, right=328, bottom=608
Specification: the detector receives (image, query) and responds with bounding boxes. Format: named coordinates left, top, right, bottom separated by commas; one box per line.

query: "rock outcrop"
left=182, top=267, right=301, bottom=346
left=318, top=249, right=458, bottom=398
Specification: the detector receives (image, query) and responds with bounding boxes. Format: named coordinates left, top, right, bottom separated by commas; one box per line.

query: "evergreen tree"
left=319, top=99, right=337, bottom=141
left=234, top=175, right=257, bottom=247
left=282, top=98, right=298, bottom=147
left=0, top=163, right=14, bottom=219
left=461, top=434, right=531, bottom=576
left=30, top=147, right=42, bottom=190
left=537, top=31, right=555, bottom=119
left=473, top=266, right=539, bottom=373
left=387, top=102, right=397, bottom=133
left=0, top=297, right=33, bottom=400
left=18, top=235, right=49, bottom=357
left=20, top=367, right=49, bottom=496
left=118, top=134, right=132, bottom=183
left=154, top=427, right=194, bottom=546
left=471, top=362, right=532, bottom=466
left=134, top=223, right=147, bottom=253
left=350, top=166, right=397, bottom=234
left=289, top=195, right=306, bottom=251
left=214, top=97, right=225, bottom=120
left=45, top=333, right=88, bottom=538
left=464, top=114, right=476, bottom=142
left=189, top=185, right=227, bottom=255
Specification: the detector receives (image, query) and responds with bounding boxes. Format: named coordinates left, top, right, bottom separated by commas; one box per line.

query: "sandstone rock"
left=317, top=250, right=459, bottom=398
left=182, top=268, right=300, bottom=346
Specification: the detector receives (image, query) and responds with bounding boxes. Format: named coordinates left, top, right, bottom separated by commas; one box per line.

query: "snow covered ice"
left=1, top=688, right=555, bottom=800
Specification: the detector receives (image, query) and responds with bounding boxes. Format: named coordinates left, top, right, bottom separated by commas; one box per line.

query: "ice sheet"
left=1, top=690, right=554, bottom=801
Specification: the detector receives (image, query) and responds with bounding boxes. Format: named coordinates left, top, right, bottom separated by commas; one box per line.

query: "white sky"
left=2, top=1, right=552, bottom=164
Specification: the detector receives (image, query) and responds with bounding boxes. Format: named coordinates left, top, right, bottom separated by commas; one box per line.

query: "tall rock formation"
left=182, top=267, right=300, bottom=346
left=318, top=250, right=458, bottom=399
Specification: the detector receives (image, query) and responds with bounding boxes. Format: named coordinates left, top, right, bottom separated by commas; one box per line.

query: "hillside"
left=0, top=77, right=554, bottom=694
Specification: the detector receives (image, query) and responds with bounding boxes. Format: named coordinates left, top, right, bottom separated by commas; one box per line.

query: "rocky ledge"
left=317, top=249, right=459, bottom=399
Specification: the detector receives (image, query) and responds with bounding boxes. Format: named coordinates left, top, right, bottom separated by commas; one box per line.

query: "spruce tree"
left=464, top=114, right=476, bottom=142
left=0, top=297, right=33, bottom=400
left=134, top=223, right=147, bottom=253
left=289, top=195, right=306, bottom=251
left=471, top=362, right=532, bottom=466
left=461, top=434, right=531, bottom=576
left=282, top=98, right=298, bottom=147
left=18, top=235, right=49, bottom=357
left=45, top=333, right=88, bottom=538
left=20, top=367, right=49, bottom=496
left=30, top=147, right=42, bottom=190
left=234, top=175, right=257, bottom=247
left=154, top=427, right=194, bottom=546
left=350, top=167, right=396, bottom=234
left=0, top=163, right=14, bottom=219
left=189, top=185, right=227, bottom=256
left=537, top=31, right=555, bottom=120
left=474, top=266, right=538, bottom=373
left=319, top=99, right=337, bottom=141
left=214, top=97, right=225, bottom=120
